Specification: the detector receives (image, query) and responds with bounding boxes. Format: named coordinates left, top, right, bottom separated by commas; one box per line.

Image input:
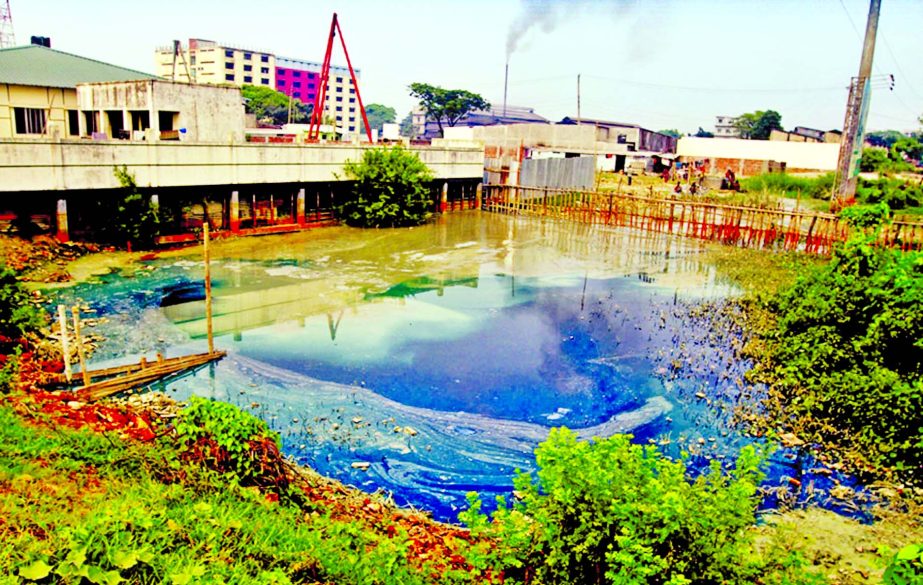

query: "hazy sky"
left=10, top=0, right=923, bottom=133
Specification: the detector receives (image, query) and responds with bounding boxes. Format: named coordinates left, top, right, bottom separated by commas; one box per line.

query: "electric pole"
left=833, top=0, right=881, bottom=207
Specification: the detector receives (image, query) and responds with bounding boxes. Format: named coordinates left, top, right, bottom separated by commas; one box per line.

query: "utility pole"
left=833, top=0, right=881, bottom=207
left=576, top=73, right=581, bottom=125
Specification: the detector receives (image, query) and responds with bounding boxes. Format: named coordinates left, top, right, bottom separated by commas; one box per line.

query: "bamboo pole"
left=71, top=306, right=90, bottom=386
left=57, top=305, right=72, bottom=383
left=204, top=223, right=215, bottom=354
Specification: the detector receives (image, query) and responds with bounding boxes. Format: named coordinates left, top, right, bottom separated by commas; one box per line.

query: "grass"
left=0, top=404, right=482, bottom=584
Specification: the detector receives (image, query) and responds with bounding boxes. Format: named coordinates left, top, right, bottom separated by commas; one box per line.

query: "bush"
left=174, top=397, right=289, bottom=494
left=90, top=166, right=160, bottom=248
left=0, top=263, right=45, bottom=392
left=460, top=429, right=775, bottom=584
left=751, top=205, right=923, bottom=480
left=338, top=146, right=434, bottom=228
left=857, top=177, right=923, bottom=211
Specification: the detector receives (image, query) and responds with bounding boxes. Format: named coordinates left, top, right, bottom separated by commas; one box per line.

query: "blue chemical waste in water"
left=49, top=237, right=870, bottom=523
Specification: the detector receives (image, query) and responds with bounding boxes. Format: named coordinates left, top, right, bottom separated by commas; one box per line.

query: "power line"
left=582, top=74, right=843, bottom=95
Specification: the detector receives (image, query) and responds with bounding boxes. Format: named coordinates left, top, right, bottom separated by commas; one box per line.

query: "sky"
left=9, top=0, right=923, bottom=134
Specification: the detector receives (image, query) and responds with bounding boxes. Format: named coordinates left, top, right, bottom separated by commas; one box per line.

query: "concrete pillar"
left=55, top=199, right=69, bottom=243
left=475, top=182, right=483, bottom=210
left=122, top=109, right=130, bottom=139
left=99, top=110, right=109, bottom=138
left=269, top=194, right=276, bottom=224
left=77, top=111, right=87, bottom=137
left=229, top=190, right=240, bottom=233
left=440, top=182, right=448, bottom=213
left=296, top=188, right=306, bottom=225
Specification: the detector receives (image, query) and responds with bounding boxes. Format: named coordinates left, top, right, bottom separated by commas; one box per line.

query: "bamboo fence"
left=482, top=185, right=923, bottom=254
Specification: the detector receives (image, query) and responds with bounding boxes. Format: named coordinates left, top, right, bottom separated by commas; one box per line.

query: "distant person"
left=690, top=182, right=698, bottom=195
left=674, top=181, right=683, bottom=194
left=662, top=167, right=671, bottom=182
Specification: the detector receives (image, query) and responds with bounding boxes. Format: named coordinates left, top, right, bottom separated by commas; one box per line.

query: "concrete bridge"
left=0, top=139, right=485, bottom=242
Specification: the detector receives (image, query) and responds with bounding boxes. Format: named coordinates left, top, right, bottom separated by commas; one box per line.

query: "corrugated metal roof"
left=0, top=45, right=158, bottom=89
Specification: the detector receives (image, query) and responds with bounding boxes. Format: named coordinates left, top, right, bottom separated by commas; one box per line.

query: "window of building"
left=293, top=81, right=301, bottom=88
left=13, top=107, right=46, bottom=134
left=244, top=52, right=252, bottom=60
left=190, top=55, right=196, bottom=65
left=225, top=50, right=233, bottom=58
left=336, top=86, right=343, bottom=93
left=293, top=71, right=301, bottom=78
left=244, top=75, right=252, bottom=83
left=308, top=83, right=315, bottom=89
left=349, top=88, right=355, bottom=94
left=261, top=78, right=269, bottom=85
left=83, top=111, right=98, bottom=135
left=336, top=76, right=343, bottom=83
left=336, top=106, right=342, bottom=111
left=335, top=96, right=342, bottom=102
left=336, top=115, right=342, bottom=121
left=225, top=74, right=235, bottom=81
left=348, top=126, right=355, bottom=132
left=243, top=64, right=252, bottom=72
left=260, top=67, right=269, bottom=74
left=349, top=117, right=355, bottom=122
left=67, top=110, right=79, bottom=136
left=278, top=80, right=286, bottom=87
left=261, top=55, right=269, bottom=62
left=349, top=97, right=355, bottom=103
left=225, top=62, right=233, bottom=69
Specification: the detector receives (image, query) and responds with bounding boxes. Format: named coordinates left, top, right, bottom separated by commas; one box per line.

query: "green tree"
left=241, top=84, right=311, bottom=126
left=408, top=83, right=489, bottom=137
left=866, top=130, right=906, bottom=149
left=891, top=136, right=923, bottom=165
left=338, top=146, right=434, bottom=228
left=364, top=103, right=397, bottom=133
left=399, top=112, right=414, bottom=137
left=859, top=147, right=890, bottom=172
left=735, top=110, right=783, bottom=140
left=694, top=126, right=715, bottom=138
left=658, top=128, right=682, bottom=138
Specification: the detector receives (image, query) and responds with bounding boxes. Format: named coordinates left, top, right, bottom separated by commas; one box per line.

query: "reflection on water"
left=50, top=213, right=846, bottom=521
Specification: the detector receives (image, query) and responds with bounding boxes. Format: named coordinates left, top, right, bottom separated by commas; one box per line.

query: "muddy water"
left=48, top=213, right=847, bottom=521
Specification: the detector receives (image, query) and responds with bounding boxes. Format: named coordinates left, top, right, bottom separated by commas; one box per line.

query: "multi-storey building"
left=155, top=39, right=275, bottom=88
left=275, top=57, right=360, bottom=133
left=155, top=40, right=362, bottom=133
left=714, top=115, right=740, bottom=138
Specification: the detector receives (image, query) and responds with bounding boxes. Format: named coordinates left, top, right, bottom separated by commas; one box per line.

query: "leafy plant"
left=461, top=429, right=774, bottom=584
left=88, top=166, right=160, bottom=248
left=174, top=396, right=289, bottom=494
left=408, top=82, right=489, bottom=137
left=338, top=146, right=435, bottom=228
left=0, top=263, right=45, bottom=392
left=883, top=543, right=923, bottom=584
left=749, top=204, right=923, bottom=481
left=856, top=176, right=923, bottom=211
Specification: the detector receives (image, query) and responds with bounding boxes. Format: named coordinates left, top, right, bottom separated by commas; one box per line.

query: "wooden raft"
left=49, top=351, right=226, bottom=401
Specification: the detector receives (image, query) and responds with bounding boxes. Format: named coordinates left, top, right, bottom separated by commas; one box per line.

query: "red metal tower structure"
left=307, top=13, right=372, bottom=143
left=0, top=0, right=16, bottom=49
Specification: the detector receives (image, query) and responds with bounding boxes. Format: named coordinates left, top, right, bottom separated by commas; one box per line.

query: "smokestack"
left=503, top=62, right=509, bottom=118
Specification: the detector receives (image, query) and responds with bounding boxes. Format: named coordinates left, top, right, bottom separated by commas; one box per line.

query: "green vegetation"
left=338, top=146, right=435, bottom=228
left=241, top=84, right=311, bottom=126
left=0, top=401, right=466, bottom=584
left=365, top=103, right=397, bottom=133
left=748, top=204, right=923, bottom=481
left=860, top=136, right=923, bottom=173
left=884, top=543, right=923, bottom=584
left=460, top=429, right=824, bottom=585
left=0, top=264, right=44, bottom=391
left=740, top=172, right=835, bottom=201
left=658, top=128, right=682, bottom=138
left=857, top=176, right=923, bottom=211
left=408, top=83, right=489, bottom=138
left=91, top=166, right=161, bottom=249
left=734, top=110, right=783, bottom=140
